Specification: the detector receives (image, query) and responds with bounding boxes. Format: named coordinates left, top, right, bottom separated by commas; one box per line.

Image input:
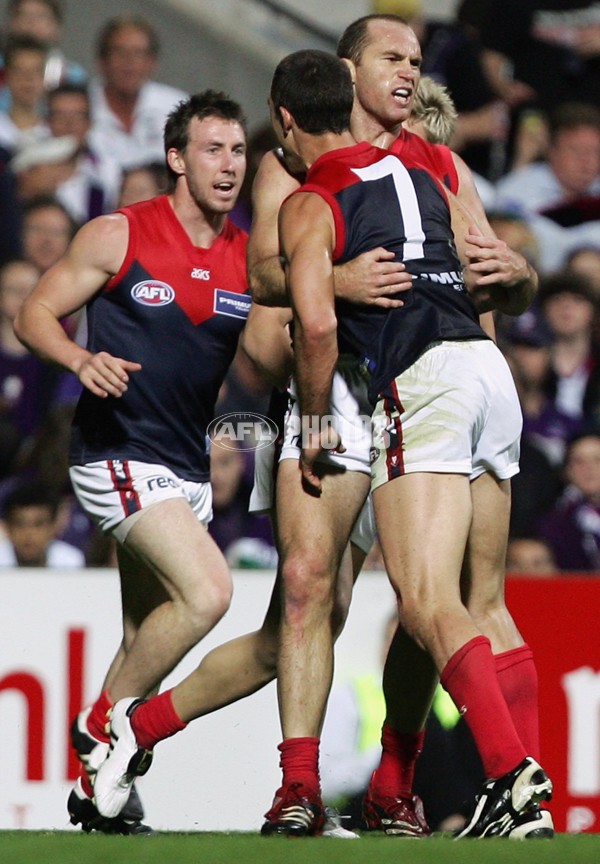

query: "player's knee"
left=186, top=574, right=232, bottom=632
left=281, top=552, right=334, bottom=615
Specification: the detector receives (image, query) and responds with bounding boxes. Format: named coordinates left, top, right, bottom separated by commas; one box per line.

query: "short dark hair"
left=3, top=34, right=48, bottom=67
left=270, top=50, right=353, bottom=135
left=22, top=194, right=77, bottom=238
left=163, top=90, right=247, bottom=184
left=538, top=269, right=598, bottom=308
left=47, top=82, right=90, bottom=105
left=121, top=160, right=169, bottom=195
left=96, top=15, right=160, bottom=59
left=7, top=0, right=63, bottom=24
left=548, top=102, right=600, bottom=141
left=3, top=481, right=60, bottom=522
left=337, top=14, right=409, bottom=64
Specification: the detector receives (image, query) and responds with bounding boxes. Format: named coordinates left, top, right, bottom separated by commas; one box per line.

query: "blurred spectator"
left=0, top=34, right=49, bottom=154
left=88, top=15, right=187, bottom=170
left=565, top=244, right=600, bottom=301
left=0, top=479, right=84, bottom=566
left=415, top=0, right=512, bottom=181
left=0, top=0, right=86, bottom=110
left=538, top=270, right=600, bottom=426
left=503, top=308, right=584, bottom=466
left=18, top=402, right=96, bottom=558
left=0, top=258, right=60, bottom=466
left=501, top=310, right=567, bottom=536
left=0, top=136, right=79, bottom=264
left=480, top=0, right=600, bottom=117
left=506, top=536, right=557, bottom=576
left=494, top=103, right=600, bottom=271
left=46, top=82, right=122, bottom=221
left=117, top=160, right=169, bottom=209
left=510, top=437, right=562, bottom=540
left=21, top=193, right=76, bottom=272
left=208, top=437, right=276, bottom=569
left=536, top=431, right=600, bottom=572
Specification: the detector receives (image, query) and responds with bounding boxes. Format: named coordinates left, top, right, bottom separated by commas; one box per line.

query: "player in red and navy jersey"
left=68, top=17, right=542, bottom=841
left=15, top=90, right=250, bottom=834
left=272, top=47, right=552, bottom=841
left=247, top=15, right=541, bottom=840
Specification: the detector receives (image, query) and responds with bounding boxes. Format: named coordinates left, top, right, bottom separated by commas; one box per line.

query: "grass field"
left=2, top=831, right=600, bottom=864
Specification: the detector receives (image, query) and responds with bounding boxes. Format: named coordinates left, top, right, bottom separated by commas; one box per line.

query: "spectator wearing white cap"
left=46, top=83, right=122, bottom=222
left=0, top=134, right=78, bottom=266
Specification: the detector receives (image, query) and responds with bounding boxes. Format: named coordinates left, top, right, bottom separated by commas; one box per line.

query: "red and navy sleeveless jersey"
left=69, top=195, right=250, bottom=481
left=390, top=128, right=458, bottom=193
left=300, top=142, right=486, bottom=404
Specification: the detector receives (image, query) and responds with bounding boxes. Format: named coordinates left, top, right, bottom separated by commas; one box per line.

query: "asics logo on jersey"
left=131, top=280, right=175, bottom=306
left=191, top=268, right=210, bottom=280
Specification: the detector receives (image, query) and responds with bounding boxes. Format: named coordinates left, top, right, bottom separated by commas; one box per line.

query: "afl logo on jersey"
left=131, top=280, right=175, bottom=306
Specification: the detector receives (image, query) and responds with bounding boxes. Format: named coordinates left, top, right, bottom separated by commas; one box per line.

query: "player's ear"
left=279, top=106, right=294, bottom=137
left=340, top=57, right=356, bottom=86
left=166, top=148, right=185, bottom=177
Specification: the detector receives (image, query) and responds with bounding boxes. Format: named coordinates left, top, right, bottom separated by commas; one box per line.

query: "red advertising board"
left=506, top=576, right=600, bottom=833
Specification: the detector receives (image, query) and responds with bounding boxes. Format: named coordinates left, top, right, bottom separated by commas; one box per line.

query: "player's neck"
left=296, top=129, right=356, bottom=169
left=168, top=193, right=227, bottom=248
left=351, top=111, right=402, bottom=150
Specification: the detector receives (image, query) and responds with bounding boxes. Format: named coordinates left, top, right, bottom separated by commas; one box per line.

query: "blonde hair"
left=407, top=76, right=457, bottom=145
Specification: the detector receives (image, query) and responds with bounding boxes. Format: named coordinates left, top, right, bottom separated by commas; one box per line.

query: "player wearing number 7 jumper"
left=274, top=48, right=553, bottom=840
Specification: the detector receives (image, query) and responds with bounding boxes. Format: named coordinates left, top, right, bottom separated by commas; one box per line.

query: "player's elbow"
left=298, top=311, right=338, bottom=343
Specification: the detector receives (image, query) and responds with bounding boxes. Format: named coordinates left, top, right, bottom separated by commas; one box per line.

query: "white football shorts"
left=249, top=361, right=376, bottom=554
left=371, top=339, right=522, bottom=491
left=69, top=460, right=213, bottom=542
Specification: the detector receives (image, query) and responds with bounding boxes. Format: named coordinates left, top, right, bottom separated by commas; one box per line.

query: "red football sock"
left=441, top=635, right=526, bottom=779
left=87, top=690, right=112, bottom=743
left=130, top=690, right=187, bottom=750
left=369, top=724, right=425, bottom=798
left=278, top=737, right=320, bottom=798
left=495, top=644, right=540, bottom=760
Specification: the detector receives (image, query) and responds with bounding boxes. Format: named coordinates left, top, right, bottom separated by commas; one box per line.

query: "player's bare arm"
left=334, top=247, right=413, bottom=308
left=14, top=214, right=142, bottom=398
left=249, top=150, right=412, bottom=310
left=452, top=151, right=537, bottom=315
left=239, top=302, right=293, bottom=390
left=280, top=193, right=340, bottom=492
left=247, top=149, right=301, bottom=306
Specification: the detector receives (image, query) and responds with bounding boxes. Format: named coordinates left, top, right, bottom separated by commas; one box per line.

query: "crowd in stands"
left=1, top=0, right=600, bottom=573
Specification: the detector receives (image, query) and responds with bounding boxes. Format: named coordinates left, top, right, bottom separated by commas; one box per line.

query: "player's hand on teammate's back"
left=335, top=247, right=413, bottom=308
left=76, top=351, right=142, bottom=398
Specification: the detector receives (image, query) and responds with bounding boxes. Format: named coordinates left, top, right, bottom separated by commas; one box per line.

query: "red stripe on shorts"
left=383, top=391, right=405, bottom=481
left=108, top=460, right=141, bottom=519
